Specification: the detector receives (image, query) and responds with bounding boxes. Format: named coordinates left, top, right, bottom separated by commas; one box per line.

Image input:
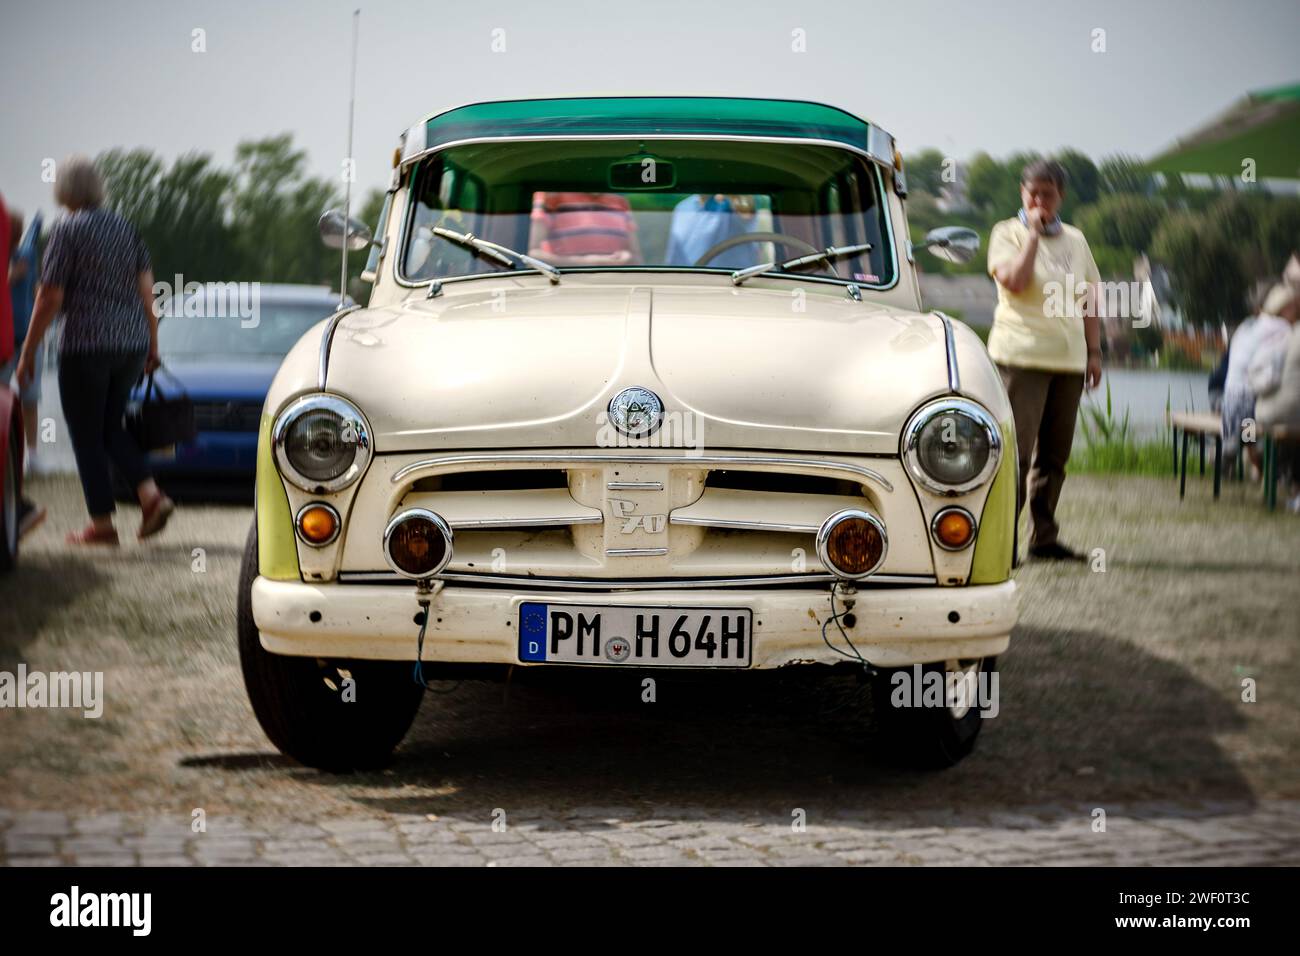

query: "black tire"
left=870, top=657, right=996, bottom=769
left=237, top=518, right=425, bottom=771
left=0, top=425, right=19, bottom=573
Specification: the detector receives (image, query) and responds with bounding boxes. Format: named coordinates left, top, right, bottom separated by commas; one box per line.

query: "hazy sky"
left=1, top=0, right=1297, bottom=219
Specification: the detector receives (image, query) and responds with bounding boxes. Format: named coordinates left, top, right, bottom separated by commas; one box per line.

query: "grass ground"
left=0, top=471, right=1296, bottom=821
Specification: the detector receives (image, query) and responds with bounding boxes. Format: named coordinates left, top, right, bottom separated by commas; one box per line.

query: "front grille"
left=704, top=469, right=862, bottom=497
left=348, top=453, right=926, bottom=581
left=192, top=401, right=262, bottom=432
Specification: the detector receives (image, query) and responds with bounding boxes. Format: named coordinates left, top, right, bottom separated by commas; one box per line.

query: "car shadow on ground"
left=283, top=623, right=1257, bottom=830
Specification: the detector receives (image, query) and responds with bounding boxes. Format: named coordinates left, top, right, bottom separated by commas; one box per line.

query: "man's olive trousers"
left=996, top=363, right=1085, bottom=549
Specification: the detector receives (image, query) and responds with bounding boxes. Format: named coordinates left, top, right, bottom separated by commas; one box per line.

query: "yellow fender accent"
left=256, top=413, right=300, bottom=581
left=970, top=421, right=1016, bottom=584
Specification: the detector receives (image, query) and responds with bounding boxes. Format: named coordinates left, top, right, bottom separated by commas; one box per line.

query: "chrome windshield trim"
left=394, top=139, right=899, bottom=295
left=317, top=305, right=362, bottom=389
left=398, top=133, right=890, bottom=171
left=390, top=453, right=893, bottom=494
left=933, top=310, right=961, bottom=393
left=337, top=570, right=937, bottom=589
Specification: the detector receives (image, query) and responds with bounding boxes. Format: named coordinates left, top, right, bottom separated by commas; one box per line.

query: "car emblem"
left=604, top=637, right=632, bottom=662
left=608, top=386, right=663, bottom=437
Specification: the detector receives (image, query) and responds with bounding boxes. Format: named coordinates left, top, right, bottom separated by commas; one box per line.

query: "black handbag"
left=127, top=366, right=197, bottom=451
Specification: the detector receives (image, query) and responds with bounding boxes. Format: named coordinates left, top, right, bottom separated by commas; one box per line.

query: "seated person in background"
left=665, top=194, right=757, bottom=269
left=528, top=192, right=642, bottom=266
left=1254, top=283, right=1300, bottom=511
left=1222, top=283, right=1292, bottom=473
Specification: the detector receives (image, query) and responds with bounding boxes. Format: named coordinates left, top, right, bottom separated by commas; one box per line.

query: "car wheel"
left=0, top=427, right=18, bottom=573
left=237, top=518, right=425, bottom=771
left=870, top=656, right=995, bottom=768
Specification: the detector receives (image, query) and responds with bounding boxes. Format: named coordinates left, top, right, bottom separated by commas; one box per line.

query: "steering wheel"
left=692, top=231, right=821, bottom=268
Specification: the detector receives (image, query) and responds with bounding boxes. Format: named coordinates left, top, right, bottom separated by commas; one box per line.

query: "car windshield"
left=158, top=302, right=335, bottom=359
left=401, top=138, right=894, bottom=286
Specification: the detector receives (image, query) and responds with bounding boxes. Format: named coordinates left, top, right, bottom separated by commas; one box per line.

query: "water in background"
left=1081, top=368, right=1210, bottom=437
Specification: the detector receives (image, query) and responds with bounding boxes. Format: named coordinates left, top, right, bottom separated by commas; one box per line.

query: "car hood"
left=322, top=283, right=956, bottom=455
left=141, top=358, right=282, bottom=402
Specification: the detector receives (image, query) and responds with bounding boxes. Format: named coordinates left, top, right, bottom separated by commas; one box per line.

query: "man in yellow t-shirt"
left=987, top=159, right=1102, bottom=562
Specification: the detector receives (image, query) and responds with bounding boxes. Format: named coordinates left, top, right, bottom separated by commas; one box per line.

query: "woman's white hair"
left=54, top=154, right=105, bottom=209
left=1263, top=282, right=1298, bottom=317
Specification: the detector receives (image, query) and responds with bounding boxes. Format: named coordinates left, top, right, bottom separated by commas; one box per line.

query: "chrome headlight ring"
left=272, top=393, right=372, bottom=493
left=901, top=398, right=1002, bottom=495
left=383, top=508, right=454, bottom=580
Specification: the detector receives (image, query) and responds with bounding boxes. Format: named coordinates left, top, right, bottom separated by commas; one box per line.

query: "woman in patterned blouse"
left=15, top=155, right=174, bottom=546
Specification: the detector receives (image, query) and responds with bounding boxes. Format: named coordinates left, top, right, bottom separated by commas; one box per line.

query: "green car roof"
left=421, top=96, right=881, bottom=154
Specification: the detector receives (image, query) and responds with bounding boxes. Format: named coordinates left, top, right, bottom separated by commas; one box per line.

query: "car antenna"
left=338, top=8, right=360, bottom=312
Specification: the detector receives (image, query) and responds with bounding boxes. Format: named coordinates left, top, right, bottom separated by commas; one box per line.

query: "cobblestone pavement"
left=3, top=802, right=1299, bottom=867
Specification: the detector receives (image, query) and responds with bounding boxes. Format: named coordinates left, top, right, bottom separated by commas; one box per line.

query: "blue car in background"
left=128, top=284, right=349, bottom=496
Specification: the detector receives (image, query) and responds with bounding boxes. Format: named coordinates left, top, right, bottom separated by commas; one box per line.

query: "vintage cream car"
left=237, top=97, right=1019, bottom=772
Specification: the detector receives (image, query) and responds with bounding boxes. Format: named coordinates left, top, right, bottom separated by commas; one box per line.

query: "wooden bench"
left=1171, top=411, right=1295, bottom=509
left=1171, top=412, right=1224, bottom=500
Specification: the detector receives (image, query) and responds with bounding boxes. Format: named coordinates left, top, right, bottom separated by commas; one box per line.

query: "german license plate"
left=518, top=603, right=752, bottom=667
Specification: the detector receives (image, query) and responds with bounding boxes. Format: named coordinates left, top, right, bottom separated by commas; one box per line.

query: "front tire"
left=237, top=519, right=425, bottom=771
left=870, top=657, right=996, bottom=768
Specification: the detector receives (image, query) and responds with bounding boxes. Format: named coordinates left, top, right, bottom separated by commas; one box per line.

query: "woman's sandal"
left=138, top=492, right=176, bottom=540
left=66, top=524, right=120, bottom=547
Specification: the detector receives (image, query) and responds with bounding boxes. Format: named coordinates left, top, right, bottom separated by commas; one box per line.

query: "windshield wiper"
left=731, top=242, right=873, bottom=286
left=432, top=226, right=562, bottom=284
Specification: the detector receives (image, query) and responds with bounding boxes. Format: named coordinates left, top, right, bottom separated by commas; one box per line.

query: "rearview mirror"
left=319, top=209, right=374, bottom=252
left=915, top=226, right=980, bottom=265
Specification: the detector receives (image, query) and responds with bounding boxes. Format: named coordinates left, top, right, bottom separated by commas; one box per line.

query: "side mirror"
left=319, top=209, right=374, bottom=252
left=915, top=226, right=980, bottom=264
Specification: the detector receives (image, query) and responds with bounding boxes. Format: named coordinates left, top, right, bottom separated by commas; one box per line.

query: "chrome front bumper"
left=252, top=577, right=1018, bottom=668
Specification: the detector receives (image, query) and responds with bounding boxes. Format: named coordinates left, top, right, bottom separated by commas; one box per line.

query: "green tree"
left=966, top=152, right=1022, bottom=217
left=905, top=148, right=947, bottom=197
left=1098, top=154, right=1153, bottom=196
left=230, top=134, right=337, bottom=285
left=1075, top=194, right=1165, bottom=253
left=97, top=148, right=238, bottom=282
left=1152, top=212, right=1249, bottom=328
left=1054, top=148, right=1100, bottom=220
left=1262, top=198, right=1300, bottom=275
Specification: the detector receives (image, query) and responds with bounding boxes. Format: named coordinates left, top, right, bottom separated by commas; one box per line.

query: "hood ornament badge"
left=608, top=386, right=664, bottom=437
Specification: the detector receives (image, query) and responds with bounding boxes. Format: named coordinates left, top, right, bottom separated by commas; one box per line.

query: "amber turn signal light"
left=932, top=507, right=976, bottom=551
left=296, top=503, right=340, bottom=547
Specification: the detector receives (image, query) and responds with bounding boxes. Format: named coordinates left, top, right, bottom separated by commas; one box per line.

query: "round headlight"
left=816, top=509, right=888, bottom=580
left=272, top=394, right=371, bottom=493
left=902, top=399, right=1001, bottom=494
left=384, top=509, right=454, bottom=580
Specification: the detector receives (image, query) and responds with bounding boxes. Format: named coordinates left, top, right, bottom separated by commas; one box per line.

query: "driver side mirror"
left=914, top=226, right=980, bottom=264
left=319, top=209, right=374, bottom=251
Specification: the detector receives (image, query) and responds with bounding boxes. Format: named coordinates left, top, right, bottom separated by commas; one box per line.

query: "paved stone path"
left=3, top=802, right=1298, bottom=866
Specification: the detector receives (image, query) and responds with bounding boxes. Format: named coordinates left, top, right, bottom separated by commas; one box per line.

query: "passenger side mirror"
left=319, top=209, right=374, bottom=252
left=914, top=226, right=980, bottom=265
